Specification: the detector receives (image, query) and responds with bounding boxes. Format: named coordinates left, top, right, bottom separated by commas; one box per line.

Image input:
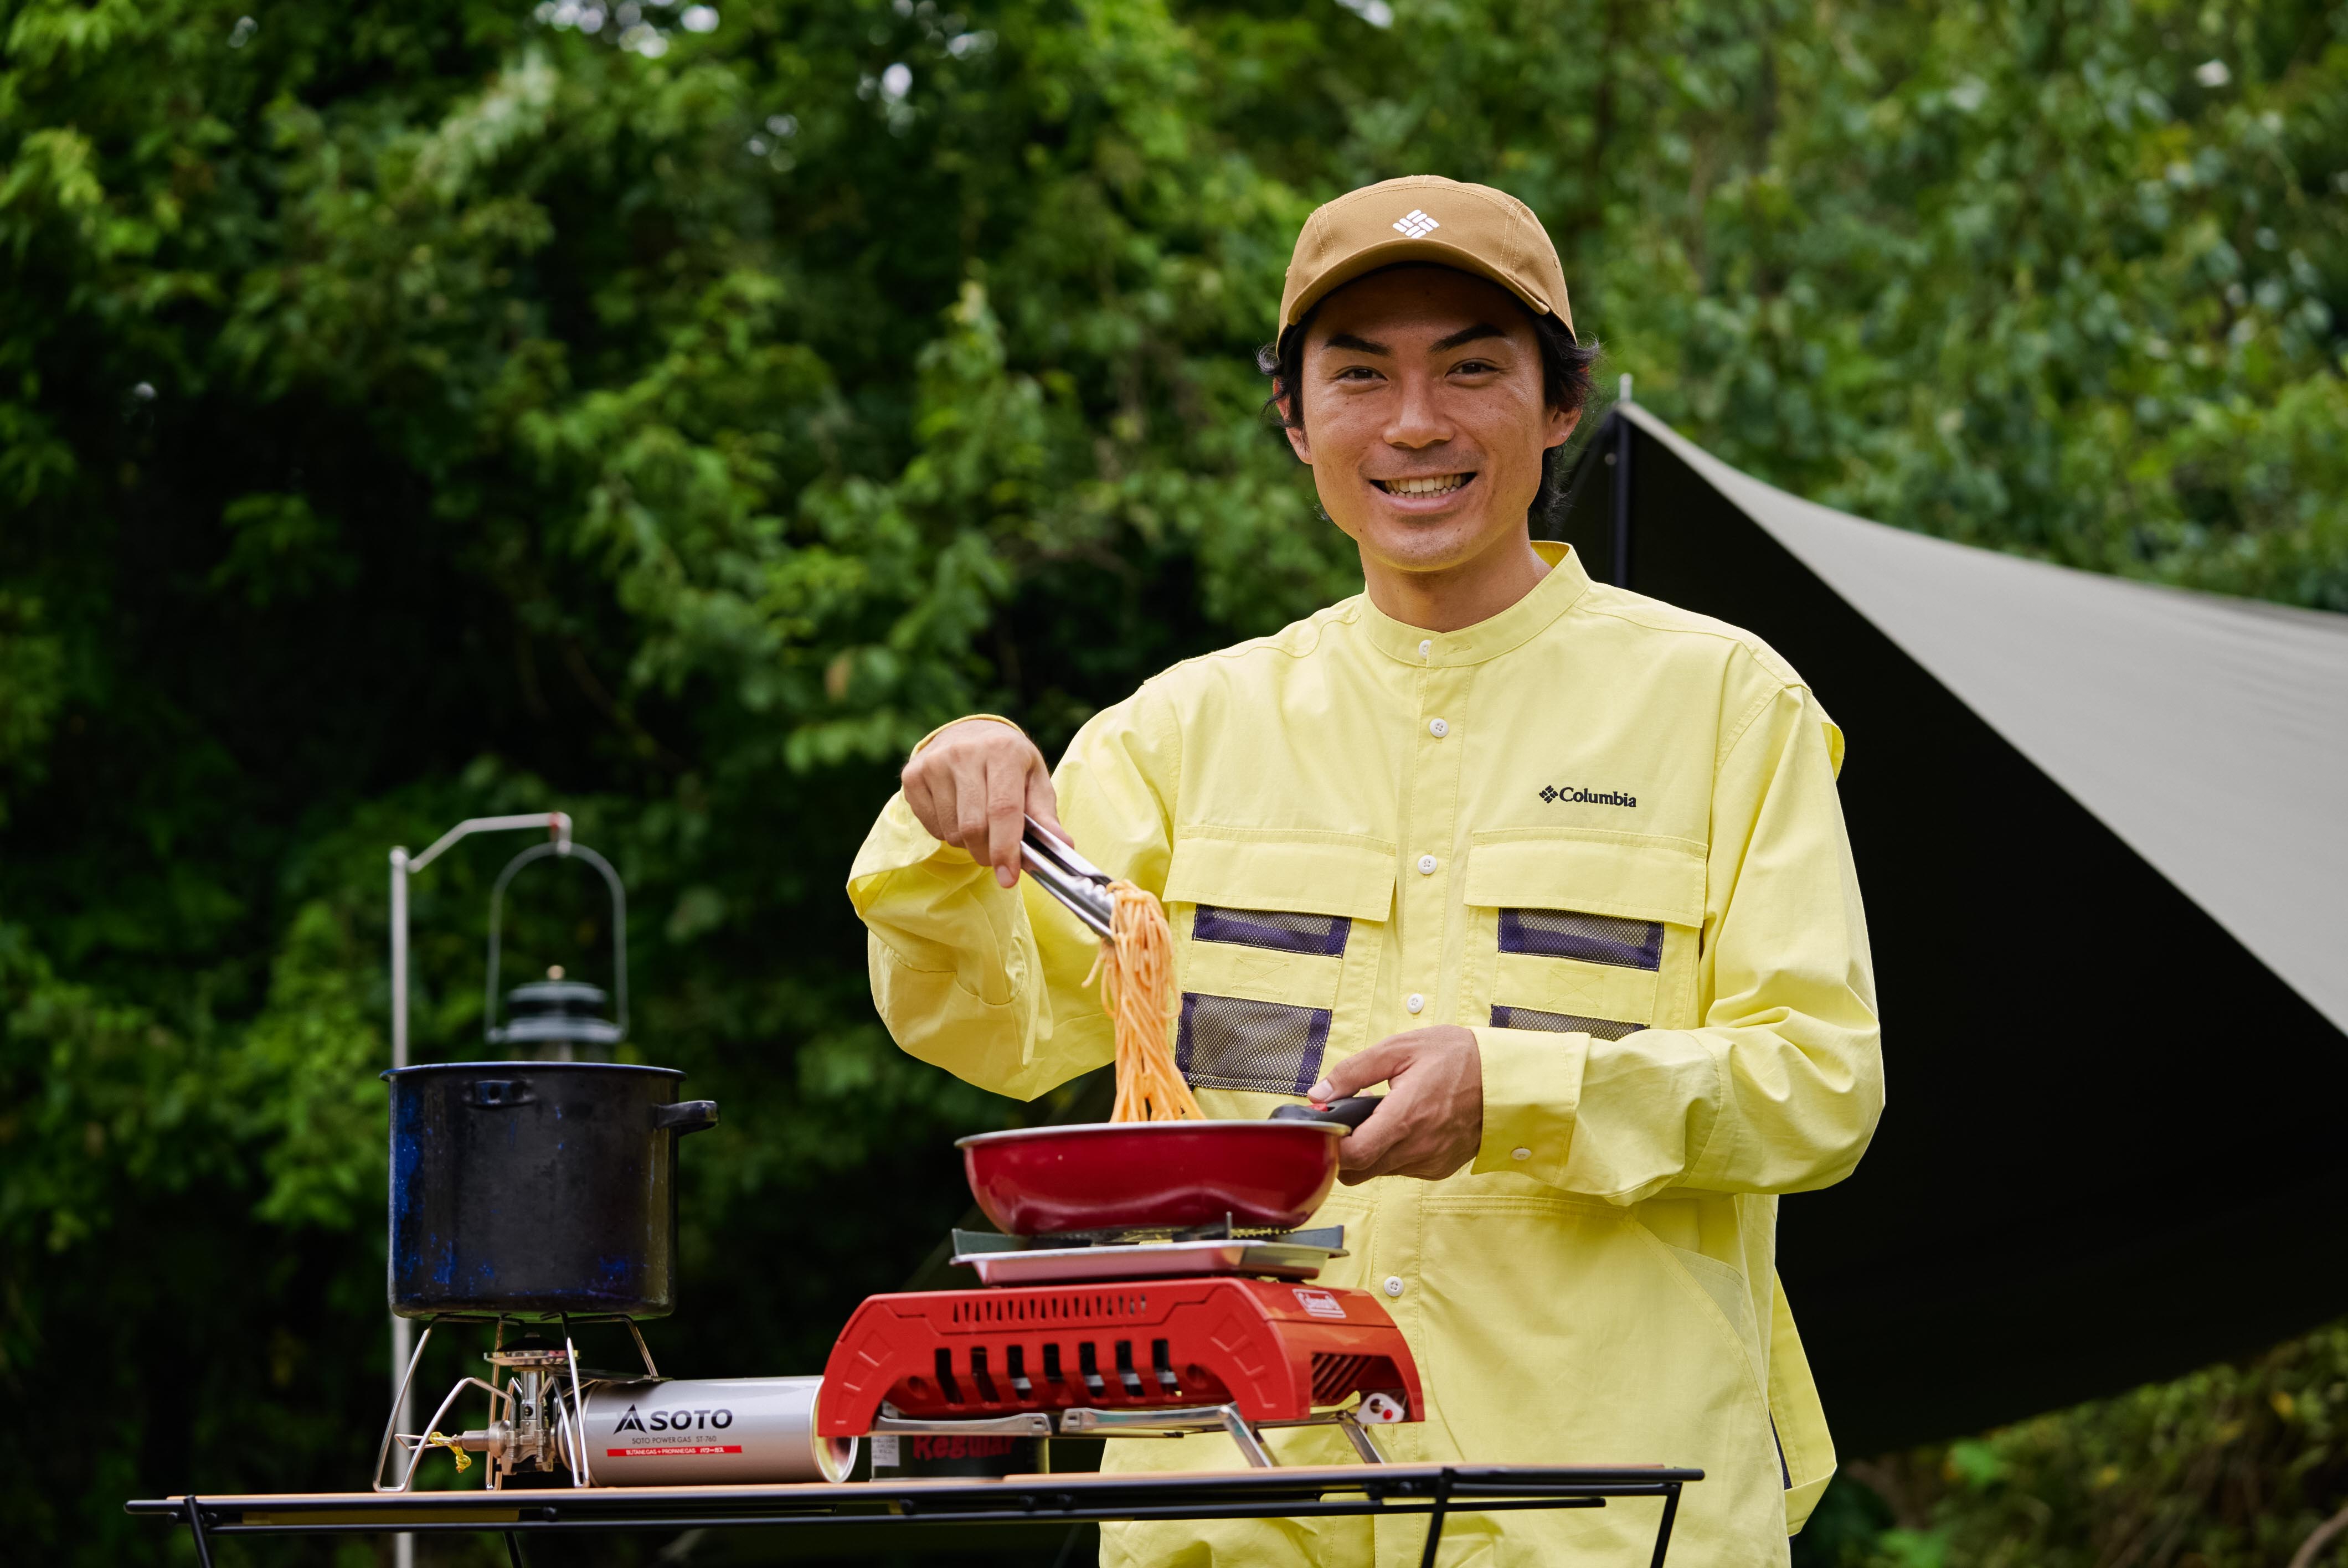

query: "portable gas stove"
left=817, top=1219, right=1422, bottom=1467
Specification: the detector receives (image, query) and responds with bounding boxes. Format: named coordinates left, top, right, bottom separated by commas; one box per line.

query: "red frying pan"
left=979, top=816, right=1382, bottom=1236
left=958, top=1098, right=1381, bottom=1237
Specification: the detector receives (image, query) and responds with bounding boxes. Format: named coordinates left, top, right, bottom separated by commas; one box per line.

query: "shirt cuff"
left=908, top=713, right=1026, bottom=761
left=851, top=789, right=972, bottom=886
left=1470, top=1025, right=1590, bottom=1188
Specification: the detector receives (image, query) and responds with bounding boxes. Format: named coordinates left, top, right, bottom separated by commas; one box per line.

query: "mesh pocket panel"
left=1490, top=1004, right=1645, bottom=1041
left=1176, top=993, right=1332, bottom=1096
left=1499, top=907, right=1662, bottom=970
left=1193, top=905, right=1352, bottom=957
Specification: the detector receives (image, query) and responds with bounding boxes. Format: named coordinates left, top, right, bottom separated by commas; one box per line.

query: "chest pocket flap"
left=1163, top=829, right=1392, bottom=1098
left=1165, top=830, right=1397, bottom=922
left=1465, top=828, right=1706, bottom=927
left=1468, top=828, right=1706, bottom=1034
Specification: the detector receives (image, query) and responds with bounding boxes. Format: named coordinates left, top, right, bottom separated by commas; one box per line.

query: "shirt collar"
left=1358, top=541, right=1593, bottom=667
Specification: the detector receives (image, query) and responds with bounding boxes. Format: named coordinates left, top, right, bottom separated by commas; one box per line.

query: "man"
left=848, top=175, right=1883, bottom=1566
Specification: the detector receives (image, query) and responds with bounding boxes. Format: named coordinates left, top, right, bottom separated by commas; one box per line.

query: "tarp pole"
left=1612, top=375, right=1634, bottom=587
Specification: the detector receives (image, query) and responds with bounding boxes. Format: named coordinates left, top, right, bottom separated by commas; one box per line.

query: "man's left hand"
left=1307, top=1025, right=1484, bottom=1182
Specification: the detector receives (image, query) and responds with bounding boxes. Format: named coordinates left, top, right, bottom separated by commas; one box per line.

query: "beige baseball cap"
left=1278, top=175, right=1573, bottom=337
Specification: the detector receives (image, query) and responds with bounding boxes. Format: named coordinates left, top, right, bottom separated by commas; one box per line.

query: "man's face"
left=1285, top=266, right=1578, bottom=577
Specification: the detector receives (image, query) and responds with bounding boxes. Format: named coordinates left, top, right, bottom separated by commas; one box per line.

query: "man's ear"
left=1281, top=391, right=1313, bottom=465
left=1543, top=405, right=1583, bottom=451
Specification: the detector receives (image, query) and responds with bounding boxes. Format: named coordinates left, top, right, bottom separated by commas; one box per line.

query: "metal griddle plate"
left=950, top=1234, right=1346, bottom=1286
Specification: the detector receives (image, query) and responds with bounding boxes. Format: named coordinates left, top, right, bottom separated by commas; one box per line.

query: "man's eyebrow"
left=1431, top=323, right=1510, bottom=352
left=1324, top=331, right=1390, bottom=355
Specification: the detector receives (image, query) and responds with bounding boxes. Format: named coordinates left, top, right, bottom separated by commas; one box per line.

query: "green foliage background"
left=2, top=0, right=2343, bottom=1562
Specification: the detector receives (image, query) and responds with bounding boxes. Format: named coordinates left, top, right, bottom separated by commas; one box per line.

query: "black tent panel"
left=1551, top=411, right=2348, bottom=1457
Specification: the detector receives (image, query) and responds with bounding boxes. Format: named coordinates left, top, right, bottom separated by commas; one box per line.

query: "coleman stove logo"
left=1540, top=784, right=1638, bottom=808
left=611, top=1402, right=735, bottom=1433
left=1293, top=1288, right=1347, bottom=1320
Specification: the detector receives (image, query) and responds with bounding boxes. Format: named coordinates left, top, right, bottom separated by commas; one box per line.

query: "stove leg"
left=373, top=1321, right=437, bottom=1492
left=626, top=1318, right=662, bottom=1379
left=506, top=1528, right=528, bottom=1568
left=1216, top=1404, right=1275, bottom=1468
left=1336, top=1411, right=1388, bottom=1465
left=1416, top=1467, right=1454, bottom=1568
left=183, top=1496, right=216, bottom=1568
left=559, top=1316, right=593, bottom=1487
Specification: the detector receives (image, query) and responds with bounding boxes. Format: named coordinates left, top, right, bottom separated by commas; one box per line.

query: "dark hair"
left=1255, top=281, right=1601, bottom=531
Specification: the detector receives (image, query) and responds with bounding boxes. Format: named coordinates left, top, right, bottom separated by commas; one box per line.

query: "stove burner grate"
left=949, top=1223, right=1347, bottom=1287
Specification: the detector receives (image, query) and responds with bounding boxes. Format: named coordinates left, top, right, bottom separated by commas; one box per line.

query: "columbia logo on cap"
left=1392, top=208, right=1440, bottom=239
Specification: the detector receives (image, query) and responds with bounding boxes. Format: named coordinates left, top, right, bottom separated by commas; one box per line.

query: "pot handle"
left=654, top=1100, right=719, bottom=1136
left=1270, top=1095, right=1382, bottom=1130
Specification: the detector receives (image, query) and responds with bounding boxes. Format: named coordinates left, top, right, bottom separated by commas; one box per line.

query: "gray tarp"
left=1555, top=404, right=2348, bottom=1453
left=1625, top=404, right=2348, bottom=1035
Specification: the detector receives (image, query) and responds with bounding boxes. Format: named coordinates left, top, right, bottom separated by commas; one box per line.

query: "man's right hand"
left=900, top=719, right=1062, bottom=889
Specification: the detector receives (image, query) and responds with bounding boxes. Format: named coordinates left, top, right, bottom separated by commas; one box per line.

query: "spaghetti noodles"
left=1088, top=880, right=1203, bottom=1122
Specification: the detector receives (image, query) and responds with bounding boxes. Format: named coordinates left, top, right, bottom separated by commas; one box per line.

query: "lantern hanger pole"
left=384, top=809, right=569, bottom=1568
left=407, top=811, right=572, bottom=875
left=391, top=814, right=571, bottom=1070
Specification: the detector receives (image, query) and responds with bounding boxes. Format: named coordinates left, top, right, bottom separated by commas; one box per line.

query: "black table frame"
left=127, top=1463, right=1702, bottom=1568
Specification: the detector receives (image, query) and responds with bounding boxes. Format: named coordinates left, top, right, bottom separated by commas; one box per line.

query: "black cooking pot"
left=385, top=1061, right=717, bottom=1322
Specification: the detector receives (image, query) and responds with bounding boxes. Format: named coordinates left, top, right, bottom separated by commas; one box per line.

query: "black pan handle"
left=1270, top=1095, right=1383, bottom=1130
left=654, top=1100, right=719, bottom=1136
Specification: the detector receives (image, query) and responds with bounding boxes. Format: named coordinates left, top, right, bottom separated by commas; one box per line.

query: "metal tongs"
left=1019, top=815, right=1115, bottom=938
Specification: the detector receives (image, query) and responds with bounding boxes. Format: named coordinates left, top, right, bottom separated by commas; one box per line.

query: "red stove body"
left=816, top=1277, right=1421, bottom=1437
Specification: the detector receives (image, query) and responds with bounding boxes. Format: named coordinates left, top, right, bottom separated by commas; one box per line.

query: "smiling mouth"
left=1372, top=472, right=1476, bottom=498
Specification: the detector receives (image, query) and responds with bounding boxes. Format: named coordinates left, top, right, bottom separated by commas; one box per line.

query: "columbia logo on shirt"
left=1540, top=784, right=1638, bottom=808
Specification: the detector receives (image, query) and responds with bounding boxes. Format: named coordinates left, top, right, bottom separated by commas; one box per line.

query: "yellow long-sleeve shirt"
left=848, top=542, right=1883, bottom=1568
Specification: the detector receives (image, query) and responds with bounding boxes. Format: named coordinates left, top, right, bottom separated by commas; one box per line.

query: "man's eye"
left=1453, top=359, right=1500, bottom=375
left=1335, top=366, right=1382, bottom=381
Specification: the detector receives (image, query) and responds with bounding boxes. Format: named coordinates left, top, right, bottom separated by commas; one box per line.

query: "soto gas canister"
left=576, top=1376, right=855, bottom=1484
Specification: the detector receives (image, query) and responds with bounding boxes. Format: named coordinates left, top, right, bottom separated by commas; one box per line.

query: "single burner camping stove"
left=817, top=1220, right=1423, bottom=1467
left=373, top=1316, right=661, bottom=1492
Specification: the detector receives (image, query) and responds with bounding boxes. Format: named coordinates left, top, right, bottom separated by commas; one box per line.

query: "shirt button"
left=1383, top=1276, right=1405, bottom=1298
left=1405, top=993, right=1425, bottom=1014
left=1428, top=717, right=1449, bottom=738
left=1511, top=1147, right=1532, bottom=1161
left=1418, top=639, right=1432, bottom=658
left=1416, top=854, right=1437, bottom=875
